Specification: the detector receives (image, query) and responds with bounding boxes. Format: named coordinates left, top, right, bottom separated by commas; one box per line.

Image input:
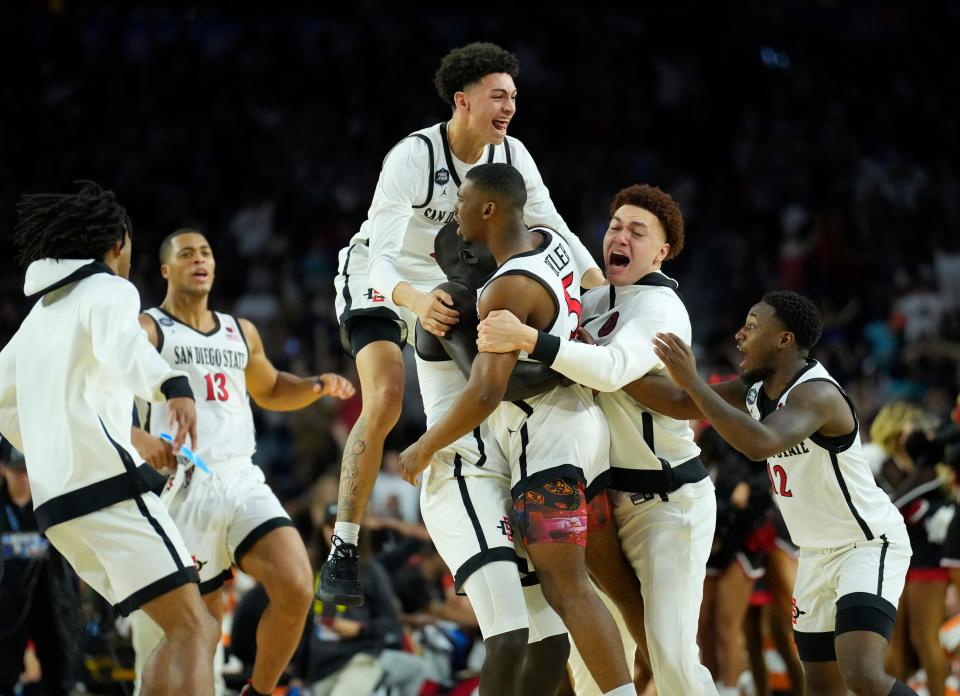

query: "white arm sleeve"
left=511, top=138, right=600, bottom=275
left=82, top=279, right=186, bottom=402
left=367, top=137, right=431, bottom=300
left=0, top=331, right=22, bottom=450
left=550, top=313, right=662, bottom=392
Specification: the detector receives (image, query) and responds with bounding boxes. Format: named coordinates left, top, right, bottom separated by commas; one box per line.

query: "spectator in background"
left=0, top=440, right=80, bottom=696
left=368, top=450, right=420, bottom=524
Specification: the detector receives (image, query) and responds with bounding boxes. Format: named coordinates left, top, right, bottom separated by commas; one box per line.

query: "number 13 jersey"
left=142, top=307, right=255, bottom=466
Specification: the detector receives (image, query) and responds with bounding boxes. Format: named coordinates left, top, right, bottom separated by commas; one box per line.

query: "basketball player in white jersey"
left=400, top=163, right=635, bottom=696
left=416, top=221, right=571, bottom=695
left=130, top=229, right=355, bottom=696
left=0, top=182, right=218, bottom=696
left=322, top=42, right=604, bottom=605
left=476, top=184, right=718, bottom=695
left=639, top=291, right=915, bottom=696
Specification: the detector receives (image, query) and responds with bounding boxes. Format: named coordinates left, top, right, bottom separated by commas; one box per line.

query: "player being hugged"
left=400, top=164, right=636, bottom=696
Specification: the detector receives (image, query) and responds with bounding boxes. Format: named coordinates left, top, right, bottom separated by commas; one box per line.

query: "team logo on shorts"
left=159, top=317, right=174, bottom=327
left=192, top=556, right=208, bottom=572
left=497, top=516, right=513, bottom=541
left=791, top=597, right=806, bottom=625
left=435, top=168, right=450, bottom=185
left=746, top=385, right=759, bottom=406
left=364, top=288, right=386, bottom=303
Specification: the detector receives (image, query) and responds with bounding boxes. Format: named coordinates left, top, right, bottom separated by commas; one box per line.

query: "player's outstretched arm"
left=653, top=332, right=836, bottom=460
left=241, top=318, right=355, bottom=411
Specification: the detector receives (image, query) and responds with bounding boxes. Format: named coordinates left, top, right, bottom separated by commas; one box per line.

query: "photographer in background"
left=0, top=440, right=81, bottom=695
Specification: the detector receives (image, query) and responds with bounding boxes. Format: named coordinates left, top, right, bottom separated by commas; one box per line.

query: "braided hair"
left=13, top=180, right=131, bottom=266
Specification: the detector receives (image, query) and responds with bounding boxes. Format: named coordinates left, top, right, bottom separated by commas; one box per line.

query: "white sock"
left=602, top=685, right=637, bottom=696
left=330, top=521, right=360, bottom=554
left=717, top=687, right=739, bottom=696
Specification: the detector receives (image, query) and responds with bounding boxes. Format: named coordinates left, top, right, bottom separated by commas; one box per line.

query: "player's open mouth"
left=493, top=118, right=509, bottom=133
left=608, top=252, right=630, bottom=269
left=737, top=345, right=748, bottom=368
left=192, top=271, right=209, bottom=280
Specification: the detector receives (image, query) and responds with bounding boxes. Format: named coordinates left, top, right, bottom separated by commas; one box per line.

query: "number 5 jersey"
left=141, top=307, right=255, bottom=466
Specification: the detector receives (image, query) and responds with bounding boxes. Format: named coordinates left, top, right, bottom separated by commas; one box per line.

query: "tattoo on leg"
left=338, top=416, right=368, bottom=517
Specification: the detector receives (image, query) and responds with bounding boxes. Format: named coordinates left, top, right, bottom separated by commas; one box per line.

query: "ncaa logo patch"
left=746, top=385, right=759, bottom=406
left=159, top=317, right=174, bottom=327
left=435, top=168, right=450, bottom=186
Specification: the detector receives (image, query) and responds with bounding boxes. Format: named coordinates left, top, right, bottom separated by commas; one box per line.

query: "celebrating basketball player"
left=0, top=182, right=218, bottom=696
left=129, top=229, right=355, bottom=696
left=323, top=42, right=603, bottom=606
left=634, top=291, right=915, bottom=696
left=400, top=163, right=635, bottom=696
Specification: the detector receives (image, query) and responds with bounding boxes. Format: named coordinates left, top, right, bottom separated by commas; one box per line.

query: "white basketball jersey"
left=143, top=308, right=256, bottom=465
left=415, top=353, right=509, bottom=478
left=478, top=229, right=609, bottom=496
left=580, top=281, right=701, bottom=484
left=746, top=361, right=906, bottom=549
left=350, top=122, right=516, bottom=288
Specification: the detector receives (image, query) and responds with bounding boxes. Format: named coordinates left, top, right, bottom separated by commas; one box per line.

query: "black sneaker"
left=317, top=535, right=363, bottom=606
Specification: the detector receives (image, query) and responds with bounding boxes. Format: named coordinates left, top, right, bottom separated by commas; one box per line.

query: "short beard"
left=741, top=365, right=774, bottom=385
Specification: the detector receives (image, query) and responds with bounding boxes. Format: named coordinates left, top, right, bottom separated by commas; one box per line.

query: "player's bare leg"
left=802, top=659, right=848, bottom=696
left=836, top=630, right=917, bottom=695
left=140, top=582, right=219, bottom=696
left=520, top=634, right=571, bottom=695
left=319, top=340, right=405, bottom=605
left=528, top=541, right=634, bottom=693
left=239, top=526, right=314, bottom=694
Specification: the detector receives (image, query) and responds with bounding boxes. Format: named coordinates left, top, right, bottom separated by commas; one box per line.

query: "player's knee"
left=361, top=381, right=404, bottom=430
left=266, top=563, right=314, bottom=616
left=167, top=599, right=220, bottom=648
left=839, top=657, right=888, bottom=695
left=485, top=629, right=527, bottom=670
left=537, top=569, right=587, bottom=617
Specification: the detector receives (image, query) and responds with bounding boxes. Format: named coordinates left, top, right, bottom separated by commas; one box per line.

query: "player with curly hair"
left=0, top=181, right=220, bottom=695
left=322, top=42, right=603, bottom=604
left=628, top=291, right=915, bottom=696
left=476, top=183, right=717, bottom=694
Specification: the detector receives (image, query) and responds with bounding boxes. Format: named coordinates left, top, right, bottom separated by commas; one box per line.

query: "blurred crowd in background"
left=2, top=1, right=960, bottom=694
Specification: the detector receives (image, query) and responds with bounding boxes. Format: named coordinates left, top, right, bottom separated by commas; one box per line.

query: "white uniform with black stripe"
left=139, top=308, right=293, bottom=588
left=130, top=309, right=293, bottom=695
left=415, top=326, right=565, bottom=641
left=479, top=229, right=609, bottom=499
left=0, top=260, right=198, bottom=619
left=746, top=361, right=910, bottom=658
left=333, top=122, right=599, bottom=355
left=527, top=275, right=718, bottom=695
